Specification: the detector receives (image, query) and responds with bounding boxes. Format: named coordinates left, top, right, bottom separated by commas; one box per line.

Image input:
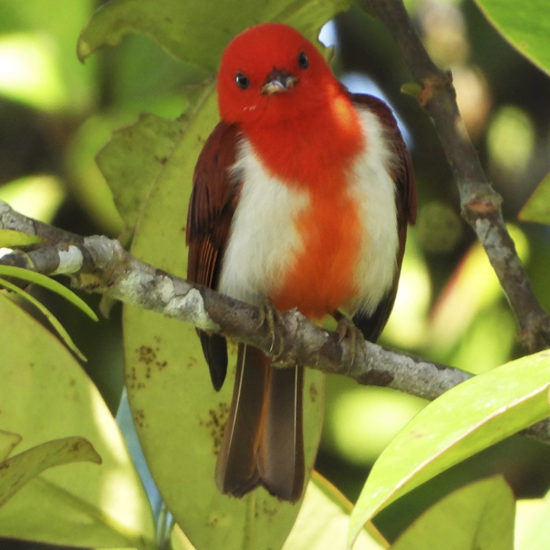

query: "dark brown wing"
left=186, top=122, right=242, bottom=390
left=350, top=93, right=417, bottom=342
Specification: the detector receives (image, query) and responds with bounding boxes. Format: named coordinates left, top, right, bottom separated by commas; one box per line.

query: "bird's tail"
left=215, top=344, right=304, bottom=502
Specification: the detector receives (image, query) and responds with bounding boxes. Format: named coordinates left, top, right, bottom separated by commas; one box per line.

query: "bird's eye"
left=235, top=72, right=250, bottom=90
left=298, top=51, right=309, bottom=69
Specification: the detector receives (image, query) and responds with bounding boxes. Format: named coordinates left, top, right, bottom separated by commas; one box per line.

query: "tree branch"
left=2, top=200, right=550, bottom=444
left=362, top=0, right=550, bottom=352
left=0, top=200, right=468, bottom=400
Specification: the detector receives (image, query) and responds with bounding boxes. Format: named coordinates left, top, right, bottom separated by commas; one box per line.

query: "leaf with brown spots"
left=122, top=89, right=325, bottom=549
left=0, top=294, right=154, bottom=547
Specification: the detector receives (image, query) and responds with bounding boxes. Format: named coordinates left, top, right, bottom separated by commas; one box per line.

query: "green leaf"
left=348, top=350, right=550, bottom=547
left=122, top=88, right=325, bottom=549
left=78, top=0, right=349, bottom=69
left=0, top=0, right=97, bottom=112
left=171, top=523, right=197, bottom=550
left=515, top=492, right=550, bottom=550
left=474, top=0, right=550, bottom=75
left=96, top=112, right=187, bottom=230
left=283, top=473, right=387, bottom=550
left=428, top=225, right=528, bottom=371
left=0, top=229, right=41, bottom=247
left=0, top=277, right=88, bottom=361
left=518, top=172, right=550, bottom=225
left=119, top=47, right=327, bottom=547
left=0, top=294, right=155, bottom=548
left=0, top=265, right=98, bottom=322
left=0, top=436, right=101, bottom=507
left=392, top=476, right=514, bottom=550
left=170, top=469, right=390, bottom=550
left=0, top=430, right=22, bottom=462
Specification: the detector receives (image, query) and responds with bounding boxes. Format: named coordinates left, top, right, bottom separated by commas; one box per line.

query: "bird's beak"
left=261, top=69, right=299, bottom=95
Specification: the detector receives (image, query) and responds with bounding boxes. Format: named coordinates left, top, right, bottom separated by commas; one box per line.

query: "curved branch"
left=2, top=200, right=550, bottom=445
left=361, top=0, right=550, bottom=352
left=0, top=200, right=467, bottom=399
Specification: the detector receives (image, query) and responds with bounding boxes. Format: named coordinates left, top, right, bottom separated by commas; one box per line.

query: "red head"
left=217, top=23, right=339, bottom=127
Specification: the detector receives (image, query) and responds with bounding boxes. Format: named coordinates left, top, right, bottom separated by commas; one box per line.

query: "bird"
left=186, top=22, right=416, bottom=502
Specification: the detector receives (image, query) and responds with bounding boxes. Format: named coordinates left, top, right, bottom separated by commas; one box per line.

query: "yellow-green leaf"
left=0, top=265, right=98, bottom=322
left=348, top=350, right=550, bottom=547
left=283, top=473, right=387, bottom=550
left=0, top=277, right=87, bottom=361
left=123, top=89, right=326, bottom=550
left=518, top=172, right=550, bottom=226
left=0, top=436, right=101, bottom=507
left=0, top=294, right=155, bottom=548
left=515, top=491, right=550, bottom=550
left=96, top=113, right=187, bottom=230
left=0, top=431, right=22, bottom=462
left=475, top=0, right=550, bottom=75
left=78, top=0, right=349, bottom=69
left=392, top=476, right=514, bottom=550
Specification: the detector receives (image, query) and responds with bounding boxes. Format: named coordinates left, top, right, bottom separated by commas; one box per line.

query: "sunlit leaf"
left=0, top=294, right=155, bottom=548
left=0, top=175, right=65, bottom=223
left=475, top=0, right=550, bottom=75
left=78, top=0, right=349, bottom=68
left=348, top=350, right=550, bottom=547
left=0, top=265, right=98, bottom=321
left=0, top=277, right=87, bottom=361
left=0, top=33, right=68, bottom=111
left=122, top=88, right=325, bottom=550
left=283, top=473, right=387, bottom=550
left=324, top=385, right=425, bottom=465
left=429, top=225, right=528, bottom=367
left=171, top=523, right=197, bottom=550
left=0, top=0, right=97, bottom=112
left=392, top=476, right=514, bottom=550
left=170, top=468, right=390, bottom=550
left=487, top=106, right=535, bottom=176
left=515, top=493, right=550, bottom=550
left=0, top=436, right=101, bottom=507
left=518, top=172, right=550, bottom=226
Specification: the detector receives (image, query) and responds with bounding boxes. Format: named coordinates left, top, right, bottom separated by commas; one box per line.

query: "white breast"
left=218, top=139, right=309, bottom=305
left=348, top=108, right=399, bottom=316
left=218, top=106, right=399, bottom=317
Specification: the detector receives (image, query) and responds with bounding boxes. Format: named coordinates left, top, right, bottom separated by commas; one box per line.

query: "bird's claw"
left=333, top=312, right=364, bottom=370
left=258, top=301, right=286, bottom=361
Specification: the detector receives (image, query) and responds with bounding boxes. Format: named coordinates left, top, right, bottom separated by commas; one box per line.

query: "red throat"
left=244, top=91, right=366, bottom=319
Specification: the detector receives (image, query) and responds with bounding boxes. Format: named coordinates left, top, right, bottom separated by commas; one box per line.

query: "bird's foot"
left=333, top=311, right=364, bottom=370
left=257, top=301, right=286, bottom=361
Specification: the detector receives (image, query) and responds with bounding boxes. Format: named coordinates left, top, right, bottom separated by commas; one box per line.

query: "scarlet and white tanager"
left=186, top=22, right=416, bottom=502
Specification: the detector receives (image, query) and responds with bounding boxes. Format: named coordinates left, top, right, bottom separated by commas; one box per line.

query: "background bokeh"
left=1, top=0, right=549, bottom=544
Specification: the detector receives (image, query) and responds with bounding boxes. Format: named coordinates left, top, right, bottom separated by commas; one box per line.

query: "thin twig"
left=361, top=0, right=550, bottom=351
